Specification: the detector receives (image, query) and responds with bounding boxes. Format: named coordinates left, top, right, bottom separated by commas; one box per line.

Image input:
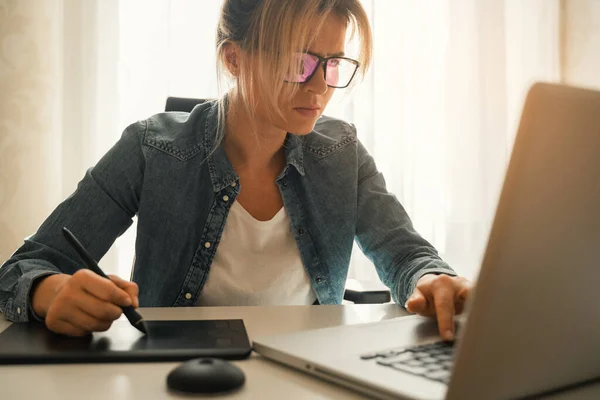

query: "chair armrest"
left=343, top=279, right=391, bottom=304
left=165, top=97, right=208, bottom=112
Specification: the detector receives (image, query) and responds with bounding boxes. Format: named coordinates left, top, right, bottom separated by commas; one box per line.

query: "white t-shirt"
left=196, top=200, right=317, bottom=306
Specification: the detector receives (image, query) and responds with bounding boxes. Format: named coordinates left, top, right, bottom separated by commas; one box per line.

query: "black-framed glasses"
left=284, top=52, right=360, bottom=89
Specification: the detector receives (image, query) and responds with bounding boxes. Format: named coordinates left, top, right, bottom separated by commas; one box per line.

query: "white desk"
left=1, top=305, right=598, bottom=399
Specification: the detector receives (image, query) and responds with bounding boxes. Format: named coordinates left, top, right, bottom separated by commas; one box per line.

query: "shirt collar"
left=204, top=99, right=306, bottom=193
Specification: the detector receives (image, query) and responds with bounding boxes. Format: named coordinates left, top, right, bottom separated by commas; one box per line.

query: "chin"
left=287, top=126, right=315, bottom=136
left=284, top=116, right=321, bottom=136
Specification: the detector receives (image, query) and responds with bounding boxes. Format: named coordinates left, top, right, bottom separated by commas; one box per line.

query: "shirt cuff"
left=403, top=268, right=458, bottom=307
left=5, top=271, right=60, bottom=323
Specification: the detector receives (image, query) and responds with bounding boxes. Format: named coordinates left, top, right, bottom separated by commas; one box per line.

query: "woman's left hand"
left=404, top=274, right=473, bottom=341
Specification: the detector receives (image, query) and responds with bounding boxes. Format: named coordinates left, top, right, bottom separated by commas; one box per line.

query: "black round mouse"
left=166, top=358, right=245, bottom=394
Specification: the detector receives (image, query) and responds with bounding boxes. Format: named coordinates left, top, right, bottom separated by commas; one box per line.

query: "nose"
left=304, top=62, right=328, bottom=95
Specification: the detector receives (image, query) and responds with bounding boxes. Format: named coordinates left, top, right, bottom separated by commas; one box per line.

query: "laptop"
left=253, top=83, right=600, bottom=400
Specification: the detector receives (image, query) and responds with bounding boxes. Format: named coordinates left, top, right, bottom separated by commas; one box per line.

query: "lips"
left=294, top=106, right=321, bottom=111
left=294, top=107, right=321, bottom=118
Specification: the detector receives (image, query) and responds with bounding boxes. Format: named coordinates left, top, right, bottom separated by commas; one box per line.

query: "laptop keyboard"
left=360, top=341, right=455, bottom=384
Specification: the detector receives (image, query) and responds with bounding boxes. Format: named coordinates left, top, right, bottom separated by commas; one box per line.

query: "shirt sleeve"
left=0, top=120, right=147, bottom=322
left=354, top=136, right=457, bottom=306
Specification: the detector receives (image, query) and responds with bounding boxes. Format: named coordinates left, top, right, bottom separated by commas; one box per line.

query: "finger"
left=71, top=291, right=123, bottom=321
left=432, top=286, right=456, bottom=341
left=456, top=284, right=471, bottom=302
left=454, top=298, right=466, bottom=315
left=60, top=308, right=113, bottom=333
left=108, top=275, right=139, bottom=308
left=405, top=288, right=429, bottom=314
left=453, top=282, right=472, bottom=315
left=74, top=270, right=132, bottom=307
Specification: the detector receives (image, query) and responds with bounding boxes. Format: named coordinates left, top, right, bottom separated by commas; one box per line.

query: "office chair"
left=165, top=96, right=392, bottom=304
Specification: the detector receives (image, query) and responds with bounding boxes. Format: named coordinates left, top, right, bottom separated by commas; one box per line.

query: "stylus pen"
left=62, top=227, right=148, bottom=335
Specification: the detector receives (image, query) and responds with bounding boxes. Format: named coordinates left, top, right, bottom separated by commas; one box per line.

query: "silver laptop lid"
left=448, top=83, right=600, bottom=399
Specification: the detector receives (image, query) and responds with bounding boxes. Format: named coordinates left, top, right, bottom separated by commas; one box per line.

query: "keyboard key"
left=376, top=352, right=414, bottom=366
left=376, top=349, right=406, bottom=358
left=424, top=369, right=451, bottom=382
left=388, top=363, right=429, bottom=376
left=426, top=363, right=445, bottom=371
left=360, top=353, right=379, bottom=360
left=403, top=359, right=424, bottom=367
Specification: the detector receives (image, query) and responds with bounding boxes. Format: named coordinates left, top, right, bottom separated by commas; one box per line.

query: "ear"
left=223, top=43, right=240, bottom=77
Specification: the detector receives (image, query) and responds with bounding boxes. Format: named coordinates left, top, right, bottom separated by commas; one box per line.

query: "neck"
left=223, top=92, right=287, bottom=173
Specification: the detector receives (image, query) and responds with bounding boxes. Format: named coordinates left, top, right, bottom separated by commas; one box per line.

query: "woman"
left=0, top=0, right=471, bottom=339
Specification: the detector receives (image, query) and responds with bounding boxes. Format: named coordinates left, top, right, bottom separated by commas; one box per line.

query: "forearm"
left=354, top=139, right=457, bottom=305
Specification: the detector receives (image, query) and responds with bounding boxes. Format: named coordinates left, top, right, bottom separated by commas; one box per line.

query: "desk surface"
left=1, top=305, right=599, bottom=400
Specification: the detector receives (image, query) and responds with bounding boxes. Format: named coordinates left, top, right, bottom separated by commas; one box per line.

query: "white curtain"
left=337, top=0, right=562, bottom=281
left=1, top=0, right=562, bottom=282
left=1, top=1, right=64, bottom=262
left=0, top=0, right=124, bottom=269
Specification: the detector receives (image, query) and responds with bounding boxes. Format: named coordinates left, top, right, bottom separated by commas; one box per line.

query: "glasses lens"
left=325, top=58, right=358, bottom=88
left=286, top=53, right=320, bottom=83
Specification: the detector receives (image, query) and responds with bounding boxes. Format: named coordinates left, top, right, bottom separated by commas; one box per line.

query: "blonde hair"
left=212, top=0, right=372, bottom=148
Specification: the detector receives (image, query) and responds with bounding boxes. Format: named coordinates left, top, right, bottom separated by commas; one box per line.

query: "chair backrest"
left=165, top=97, right=208, bottom=112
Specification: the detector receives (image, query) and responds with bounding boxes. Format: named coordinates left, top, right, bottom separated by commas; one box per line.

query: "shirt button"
left=231, top=181, right=237, bottom=187
left=316, top=276, right=323, bottom=284
left=222, top=195, right=229, bottom=202
left=17, top=307, right=21, bottom=315
left=298, top=228, right=305, bottom=235
left=282, top=182, right=288, bottom=188
left=185, top=293, right=192, bottom=300
left=204, top=242, right=211, bottom=249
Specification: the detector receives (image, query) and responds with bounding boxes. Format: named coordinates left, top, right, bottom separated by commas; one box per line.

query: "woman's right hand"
left=31, top=269, right=139, bottom=337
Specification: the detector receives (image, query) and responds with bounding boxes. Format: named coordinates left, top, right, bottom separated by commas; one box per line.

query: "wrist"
left=31, top=274, right=69, bottom=319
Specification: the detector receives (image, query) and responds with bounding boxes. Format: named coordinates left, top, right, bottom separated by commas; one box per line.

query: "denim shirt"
left=0, top=100, right=455, bottom=322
